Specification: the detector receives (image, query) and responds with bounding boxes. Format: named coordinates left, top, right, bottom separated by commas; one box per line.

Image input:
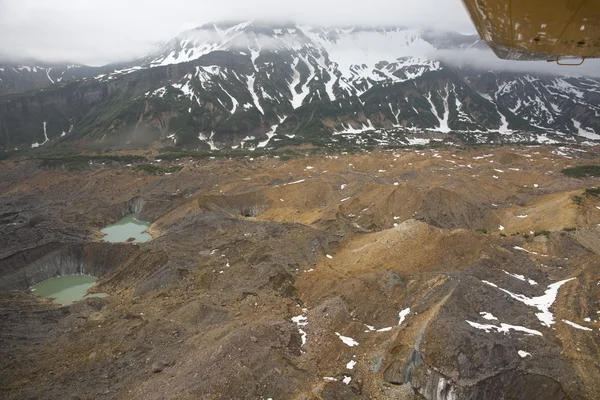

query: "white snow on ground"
left=257, top=124, right=279, bottom=148
left=398, top=308, right=411, bottom=325
left=406, top=138, right=431, bottom=146
left=334, top=120, right=375, bottom=135
left=291, top=314, right=308, bottom=326
left=503, top=270, right=538, bottom=285
left=536, top=134, right=559, bottom=144
left=147, top=86, right=167, bottom=97
left=288, top=58, right=302, bottom=107
left=497, top=111, right=512, bottom=135
left=239, top=135, right=255, bottom=149
left=302, top=26, right=438, bottom=86
left=346, top=360, right=357, bottom=370
left=425, top=90, right=450, bottom=133
left=335, top=332, right=359, bottom=347
left=343, top=376, right=352, bottom=385
left=482, top=278, right=576, bottom=327
left=323, top=377, right=337, bottom=381
left=325, top=72, right=337, bottom=101
left=42, top=122, right=49, bottom=143
left=300, top=55, right=316, bottom=93
left=249, top=47, right=260, bottom=70
left=466, top=320, right=542, bottom=336
left=246, top=74, right=264, bottom=114
left=326, top=254, right=333, bottom=259
left=518, top=350, right=531, bottom=358
left=288, top=57, right=314, bottom=109
left=292, top=311, right=308, bottom=347
left=480, top=312, right=498, bottom=321
left=108, top=66, right=144, bottom=77
left=551, top=77, right=585, bottom=99
left=563, top=319, right=593, bottom=331
left=340, top=197, right=351, bottom=202
left=152, top=40, right=223, bottom=67
left=32, top=121, right=50, bottom=148
left=208, top=132, right=218, bottom=150
left=46, top=67, right=54, bottom=83
left=297, top=329, right=308, bottom=346
left=499, top=225, right=505, bottom=231
left=283, top=179, right=305, bottom=186
left=219, top=84, right=239, bottom=114
left=199, top=131, right=219, bottom=150
left=552, top=149, right=572, bottom=158
left=513, top=246, right=538, bottom=255
left=517, top=215, right=528, bottom=218
left=172, top=79, right=201, bottom=107
left=364, top=323, right=394, bottom=333
left=572, top=119, right=600, bottom=140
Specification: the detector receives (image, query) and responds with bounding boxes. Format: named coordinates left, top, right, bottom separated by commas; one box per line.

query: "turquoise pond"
left=101, top=214, right=151, bottom=243
left=31, top=275, right=108, bottom=306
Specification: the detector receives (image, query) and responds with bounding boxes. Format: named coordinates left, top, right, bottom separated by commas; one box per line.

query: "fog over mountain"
left=433, top=48, right=600, bottom=78
left=0, top=0, right=473, bottom=65
left=2, top=0, right=599, bottom=77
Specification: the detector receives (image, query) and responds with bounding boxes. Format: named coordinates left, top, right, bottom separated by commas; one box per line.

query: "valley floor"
left=1, top=145, right=600, bottom=399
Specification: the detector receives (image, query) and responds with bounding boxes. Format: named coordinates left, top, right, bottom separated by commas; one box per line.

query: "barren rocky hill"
left=1, top=144, right=600, bottom=399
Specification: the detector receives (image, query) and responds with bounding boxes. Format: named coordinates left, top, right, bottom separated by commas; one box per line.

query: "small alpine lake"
left=31, top=275, right=108, bottom=306
left=101, top=214, right=151, bottom=243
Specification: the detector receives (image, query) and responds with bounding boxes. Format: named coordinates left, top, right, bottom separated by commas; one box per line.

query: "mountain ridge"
left=0, top=21, right=599, bottom=152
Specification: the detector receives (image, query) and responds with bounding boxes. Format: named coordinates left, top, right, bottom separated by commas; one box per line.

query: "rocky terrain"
left=1, top=144, right=600, bottom=399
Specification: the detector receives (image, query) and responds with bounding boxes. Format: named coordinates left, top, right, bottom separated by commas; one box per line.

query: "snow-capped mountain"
left=1, top=21, right=599, bottom=151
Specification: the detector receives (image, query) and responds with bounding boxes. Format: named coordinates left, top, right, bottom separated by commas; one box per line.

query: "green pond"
left=101, top=214, right=151, bottom=243
left=31, top=275, right=108, bottom=306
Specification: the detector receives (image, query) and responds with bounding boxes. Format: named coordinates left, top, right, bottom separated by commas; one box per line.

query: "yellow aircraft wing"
left=462, top=0, right=600, bottom=61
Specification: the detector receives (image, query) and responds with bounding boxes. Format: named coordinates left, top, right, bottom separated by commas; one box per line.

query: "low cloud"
left=0, top=0, right=598, bottom=79
left=0, top=0, right=473, bottom=65
left=434, top=48, right=600, bottom=78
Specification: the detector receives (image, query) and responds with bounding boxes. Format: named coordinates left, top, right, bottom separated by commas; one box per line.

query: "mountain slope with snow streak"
left=1, top=21, right=599, bottom=150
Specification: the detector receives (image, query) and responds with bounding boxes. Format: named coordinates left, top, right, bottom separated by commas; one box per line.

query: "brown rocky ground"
left=1, top=145, right=600, bottom=399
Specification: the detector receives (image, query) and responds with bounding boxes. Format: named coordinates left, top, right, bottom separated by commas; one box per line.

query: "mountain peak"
left=2, top=21, right=599, bottom=152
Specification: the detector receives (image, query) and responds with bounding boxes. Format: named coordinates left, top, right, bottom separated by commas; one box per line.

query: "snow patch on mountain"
left=482, top=278, right=576, bottom=327
left=246, top=74, right=264, bottom=114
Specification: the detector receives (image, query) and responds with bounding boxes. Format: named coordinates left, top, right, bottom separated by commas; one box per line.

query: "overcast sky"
left=0, top=0, right=474, bottom=65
